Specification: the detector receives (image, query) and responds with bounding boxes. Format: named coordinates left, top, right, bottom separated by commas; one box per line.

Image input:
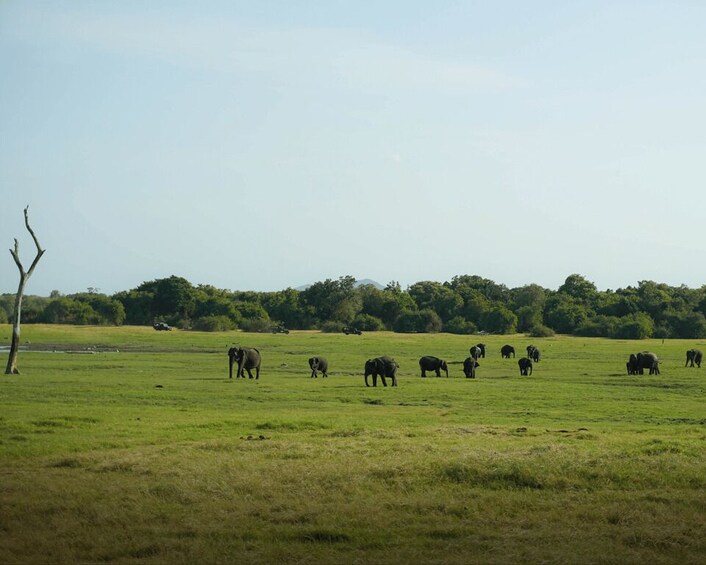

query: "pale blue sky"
left=2, top=1, right=705, bottom=296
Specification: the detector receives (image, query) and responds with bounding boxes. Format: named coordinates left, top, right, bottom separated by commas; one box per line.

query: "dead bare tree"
left=5, top=206, right=45, bottom=375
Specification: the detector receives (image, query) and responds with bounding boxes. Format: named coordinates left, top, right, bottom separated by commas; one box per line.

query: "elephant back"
left=378, top=356, right=399, bottom=375
left=419, top=355, right=440, bottom=367
left=241, top=347, right=261, bottom=368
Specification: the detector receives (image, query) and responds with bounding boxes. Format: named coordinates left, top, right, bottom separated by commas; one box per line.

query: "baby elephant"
left=527, top=345, right=541, bottom=362
left=501, top=344, right=515, bottom=358
left=308, top=356, right=328, bottom=378
left=419, top=356, right=449, bottom=378
left=518, top=357, right=533, bottom=376
left=463, top=357, right=480, bottom=378
left=685, top=349, right=702, bottom=368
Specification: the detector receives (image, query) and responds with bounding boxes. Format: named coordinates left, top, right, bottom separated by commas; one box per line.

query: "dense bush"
left=393, top=309, right=442, bottom=333
left=528, top=324, right=555, bottom=338
left=351, top=314, right=385, bottom=331
left=319, top=321, right=343, bottom=333
left=443, top=316, right=478, bottom=335
left=239, top=318, right=272, bottom=333
left=191, top=315, right=236, bottom=332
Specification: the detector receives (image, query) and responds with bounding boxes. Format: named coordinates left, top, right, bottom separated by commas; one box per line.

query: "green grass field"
left=1, top=325, right=705, bottom=564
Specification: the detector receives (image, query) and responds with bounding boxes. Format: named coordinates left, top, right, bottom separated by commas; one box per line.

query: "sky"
left=2, top=1, right=705, bottom=297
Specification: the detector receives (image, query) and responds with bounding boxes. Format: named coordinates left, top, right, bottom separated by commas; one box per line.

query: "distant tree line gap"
left=2, top=274, right=706, bottom=339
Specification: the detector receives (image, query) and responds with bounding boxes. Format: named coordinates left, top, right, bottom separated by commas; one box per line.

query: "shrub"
left=319, top=321, right=343, bottom=333
left=612, top=313, right=654, bottom=339
left=240, top=318, right=272, bottom=333
left=528, top=324, right=555, bottom=337
left=393, top=309, right=442, bottom=333
left=575, top=315, right=618, bottom=337
left=192, top=315, right=236, bottom=332
left=351, top=314, right=385, bottom=331
left=443, top=316, right=477, bottom=335
left=483, top=306, right=518, bottom=334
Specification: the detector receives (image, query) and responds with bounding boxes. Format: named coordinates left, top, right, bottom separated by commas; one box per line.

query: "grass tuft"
left=298, top=530, right=351, bottom=544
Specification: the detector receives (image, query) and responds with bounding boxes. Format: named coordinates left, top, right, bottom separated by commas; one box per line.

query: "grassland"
left=1, top=325, right=705, bottom=564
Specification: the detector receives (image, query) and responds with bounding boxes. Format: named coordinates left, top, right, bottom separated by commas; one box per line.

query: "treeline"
left=2, top=274, right=706, bottom=339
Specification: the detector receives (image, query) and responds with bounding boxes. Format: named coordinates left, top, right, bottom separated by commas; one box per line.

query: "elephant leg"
left=421, top=368, right=426, bottom=378
left=380, top=375, right=387, bottom=387
left=365, top=375, right=371, bottom=387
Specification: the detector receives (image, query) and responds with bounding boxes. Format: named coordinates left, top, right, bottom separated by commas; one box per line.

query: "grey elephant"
left=685, top=349, right=702, bottom=368
left=419, top=356, right=449, bottom=378
left=463, top=357, right=479, bottom=378
left=636, top=351, right=660, bottom=375
left=228, top=346, right=261, bottom=379
left=527, top=345, right=540, bottom=362
left=364, top=356, right=399, bottom=387
left=501, top=344, right=515, bottom=358
left=309, top=356, right=328, bottom=378
left=626, top=353, right=639, bottom=375
left=469, top=345, right=482, bottom=360
left=518, top=357, right=533, bottom=376
left=475, top=343, right=486, bottom=358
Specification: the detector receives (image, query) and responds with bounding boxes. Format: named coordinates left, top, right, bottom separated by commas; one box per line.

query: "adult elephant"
left=501, top=344, right=515, bottom=358
left=518, top=357, right=533, bottom=376
left=527, top=345, right=541, bottom=362
left=419, top=356, right=449, bottom=378
left=636, top=351, right=660, bottom=375
left=463, top=357, right=479, bottom=378
left=626, top=353, right=639, bottom=375
left=475, top=343, right=487, bottom=358
left=309, top=356, right=328, bottom=378
left=228, top=346, right=261, bottom=379
left=685, top=349, right=702, bottom=368
left=469, top=345, right=482, bottom=361
left=364, top=356, right=399, bottom=387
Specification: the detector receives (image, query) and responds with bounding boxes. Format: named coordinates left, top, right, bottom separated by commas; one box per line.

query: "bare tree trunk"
left=5, top=207, right=45, bottom=375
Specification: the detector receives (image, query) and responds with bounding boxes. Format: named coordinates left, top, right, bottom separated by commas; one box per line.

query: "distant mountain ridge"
left=295, top=278, right=384, bottom=291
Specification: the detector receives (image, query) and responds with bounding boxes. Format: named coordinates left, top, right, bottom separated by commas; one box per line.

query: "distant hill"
left=354, top=279, right=384, bottom=289
left=295, top=279, right=384, bottom=291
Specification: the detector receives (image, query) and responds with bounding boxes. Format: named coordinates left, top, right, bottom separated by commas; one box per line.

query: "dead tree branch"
left=5, top=206, right=45, bottom=375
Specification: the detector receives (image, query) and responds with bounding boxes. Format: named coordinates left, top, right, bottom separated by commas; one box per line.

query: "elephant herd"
left=228, top=342, right=540, bottom=386
left=228, top=343, right=701, bottom=386
left=624, top=348, right=702, bottom=375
